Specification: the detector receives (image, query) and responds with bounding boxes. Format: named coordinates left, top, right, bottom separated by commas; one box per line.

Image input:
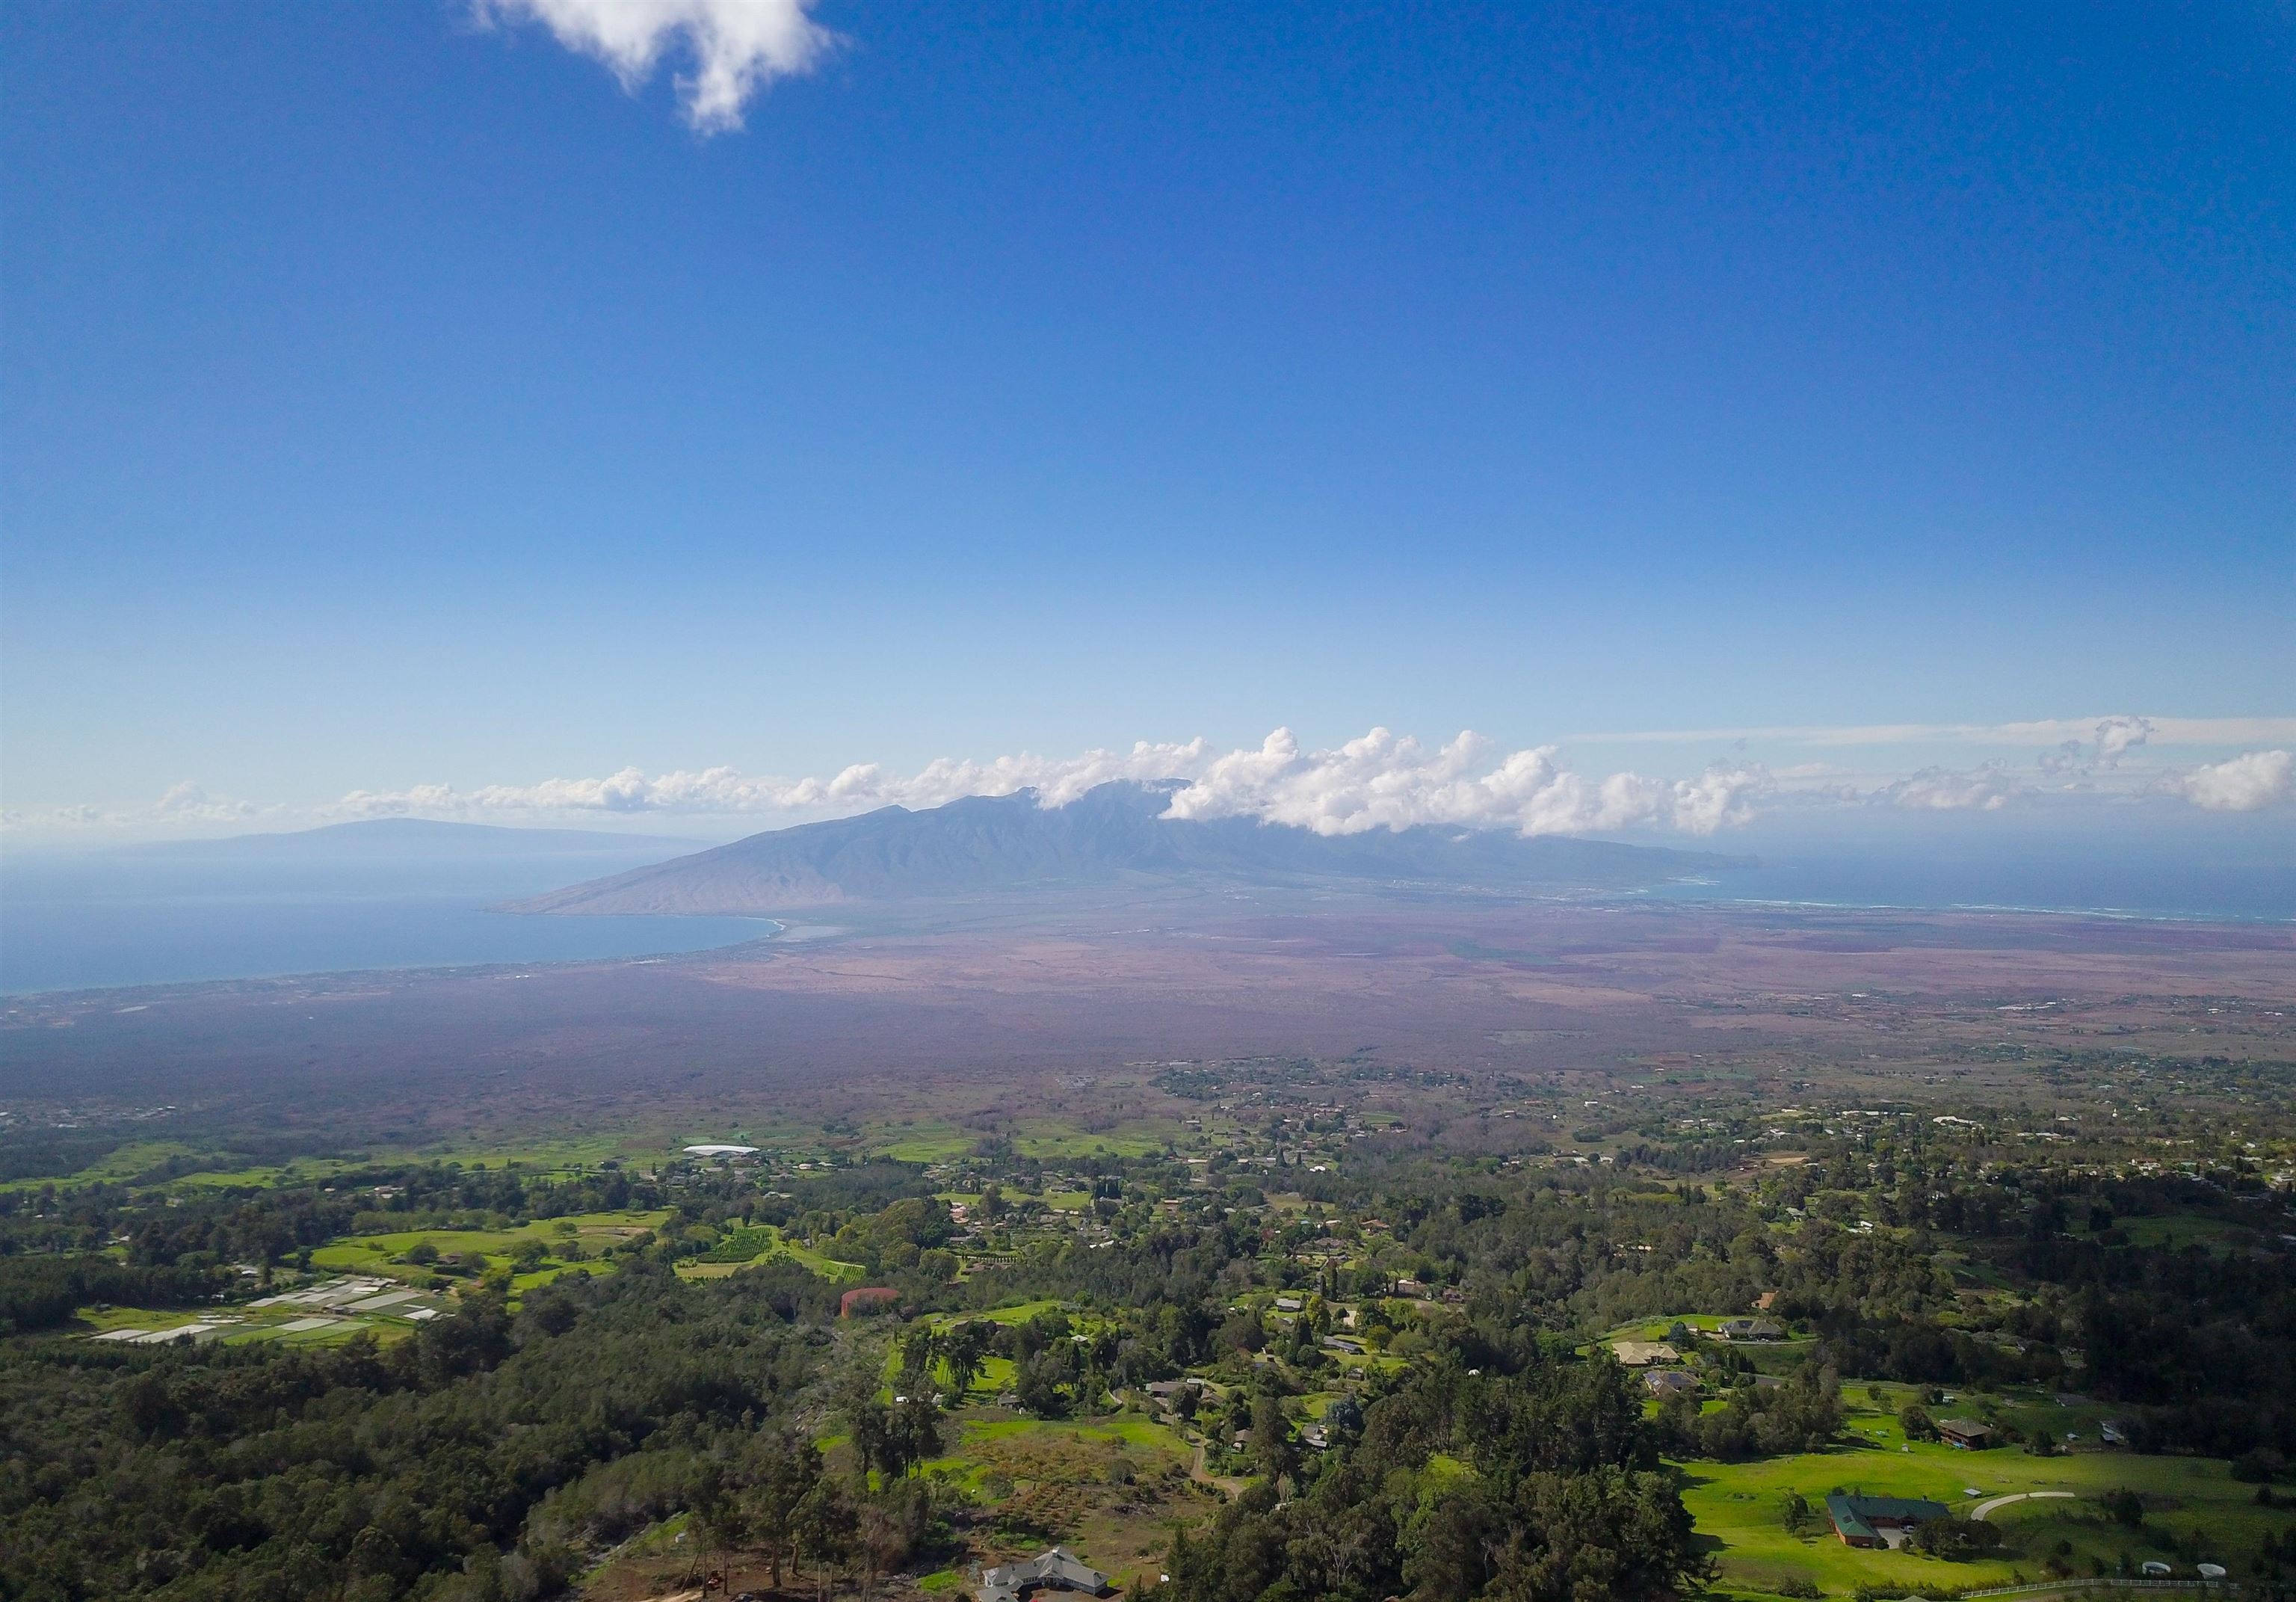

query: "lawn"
left=1683, top=1418, right=2275, bottom=1598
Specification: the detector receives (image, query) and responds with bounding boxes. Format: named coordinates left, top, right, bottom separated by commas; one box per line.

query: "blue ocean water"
left=0, top=836, right=774, bottom=993
left=1635, top=812, right=2296, bottom=924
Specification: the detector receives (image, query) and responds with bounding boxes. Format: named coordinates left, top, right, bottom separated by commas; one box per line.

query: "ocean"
left=0, top=834, right=775, bottom=993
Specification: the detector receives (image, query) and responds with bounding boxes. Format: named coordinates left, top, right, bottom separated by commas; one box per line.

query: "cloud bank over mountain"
left=8, top=719, right=2289, bottom=840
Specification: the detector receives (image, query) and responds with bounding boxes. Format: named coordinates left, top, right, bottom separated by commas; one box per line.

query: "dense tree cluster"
left=0, top=1263, right=832, bottom=1602
left=1167, top=1355, right=1706, bottom=1602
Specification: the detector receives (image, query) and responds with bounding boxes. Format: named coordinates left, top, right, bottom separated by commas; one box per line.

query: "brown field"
left=3, top=899, right=2289, bottom=1147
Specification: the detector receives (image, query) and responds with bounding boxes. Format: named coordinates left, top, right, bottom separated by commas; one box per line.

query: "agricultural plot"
left=77, top=1274, right=452, bottom=1349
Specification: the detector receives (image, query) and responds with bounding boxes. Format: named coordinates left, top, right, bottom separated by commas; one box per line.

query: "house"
left=1274, top=1296, right=1303, bottom=1313
left=2100, top=1419, right=2131, bottom=1447
left=978, top=1547, right=1112, bottom=1602
left=1645, top=1370, right=1699, bottom=1397
left=1611, top=1340, right=1681, bottom=1367
left=1755, top=1290, right=1779, bottom=1310
left=1717, top=1318, right=1785, bottom=1342
left=1826, top=1494, right=1950, bottom=1549
left=1935, top=1417, right=1995, bottom=1449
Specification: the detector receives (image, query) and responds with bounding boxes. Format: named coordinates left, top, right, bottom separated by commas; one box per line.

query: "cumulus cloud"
left=1872, top=763, right=2021, bottom=811
left=336, top=738, right=1222, bottom=822
left=20, top=721, right=2293, bottom=839
left=2173, top=749, right=2294, bottom=813
left=2093, top=715, right=2152, bottom=765
left=334, top=728, right=1765, bottom=839
left=1670, top=765, right=1772, bottom=835
left=475, top=0, right=833, bottom=133
left=1157, top=729, right=1681, bottom=837
left=1, top=783, right=262, bottom=834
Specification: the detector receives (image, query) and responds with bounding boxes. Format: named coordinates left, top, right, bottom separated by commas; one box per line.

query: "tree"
left=1251, top=1393, right=1300, bottom=1485
left=941, top=1320, right=991, bottom=1402
left=791, top=1477, right=857, bottom=1602
left=1913, top=1517, right=2003, bottom=1560
left=747, top=1433, right=824, bottom=1590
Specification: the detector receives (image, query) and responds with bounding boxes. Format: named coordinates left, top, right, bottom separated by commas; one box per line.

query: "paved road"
left=1972, top=1490, right=2076, bottom=1521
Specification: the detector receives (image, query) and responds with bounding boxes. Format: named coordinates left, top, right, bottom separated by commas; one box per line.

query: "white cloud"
left=475, top=0, right=833, bottom=133
left=334, top=739, right=1226, bottom=822
left=324, top=733, right=1782, bottom=840
left=16, top=721, right=2295, bottom=839
left=2093, top=714, right=2153, bottom=765
left=1872, top=764, right=2021, bottom=811
left=2173, top=750, right=2294, bottom=813
left=335, top=728, right=1735, bottom=839
left=1, top=783, right=263, bottom=834
left=1157, top=728, right=1675, bottom=837
left=1577, top=714, right=2294, bottom=748
left=1670, top=765, right=1771, bottom=835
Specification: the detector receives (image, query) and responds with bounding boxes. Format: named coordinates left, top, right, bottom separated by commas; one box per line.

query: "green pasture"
left=925, top=1299, right=1077, bottom=1328
left=0, top=1140, right=203, bottom=1192
left=918, top=1412, right=1191, bottom=1493
left=1683, top=1428, right=2273, bottom=1597
left=2113, top=1214, right=2252, bottom=1254
left=76, top=1304, right=215, bottom=1335
left=874, top=1122, right=978, bottom=1164
left=872, top=1118, right=1169, bottom=1165
left=309, top=1208, right=668, bottom=1280
left=671, top=1221, right=865, bottom=1283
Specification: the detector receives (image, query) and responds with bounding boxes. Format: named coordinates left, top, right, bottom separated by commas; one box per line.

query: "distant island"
left=504, top=780, right=1733, bottom=916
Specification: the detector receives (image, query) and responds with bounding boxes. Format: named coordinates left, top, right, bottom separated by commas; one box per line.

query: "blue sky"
left=2, top=1, right=2291, bottom=840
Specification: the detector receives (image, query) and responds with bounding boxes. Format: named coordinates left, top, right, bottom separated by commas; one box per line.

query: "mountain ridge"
left=504, top=782, right=1730, bottom=916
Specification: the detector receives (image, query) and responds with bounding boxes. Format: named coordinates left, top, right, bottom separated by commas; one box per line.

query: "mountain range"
left=506, top=782, right=1729, bottom=915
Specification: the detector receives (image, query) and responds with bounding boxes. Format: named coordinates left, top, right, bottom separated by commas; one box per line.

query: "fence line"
left=1954, top=1580, right=2238, bottom=1600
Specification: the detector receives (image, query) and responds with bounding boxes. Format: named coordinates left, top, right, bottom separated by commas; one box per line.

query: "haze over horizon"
left=4, top=2, right=2291, bottom=850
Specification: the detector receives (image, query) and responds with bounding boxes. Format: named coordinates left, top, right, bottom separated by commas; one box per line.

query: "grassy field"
left=671, top=1222, right=866, bottom=1283
left=309, top=1208, right=669, bottom=1282
left=2113, top=1214, right=2253, bottom=1254
left=1684, top=1399, right=2277, bottom=1598
left=916, top=1411, right=1212, bottom=1592
left=874, top=1119, right=1170, bottom=1165
left=0, top=1140, right=207, bottom=1192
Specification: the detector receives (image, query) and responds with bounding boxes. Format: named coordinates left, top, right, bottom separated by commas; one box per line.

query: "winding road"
left=1971, top=1490, right=2076, bottom=1521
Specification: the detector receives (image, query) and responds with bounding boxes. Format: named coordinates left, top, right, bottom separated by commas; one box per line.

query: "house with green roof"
left=1825, top=1493, right=1951, bottom=1549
